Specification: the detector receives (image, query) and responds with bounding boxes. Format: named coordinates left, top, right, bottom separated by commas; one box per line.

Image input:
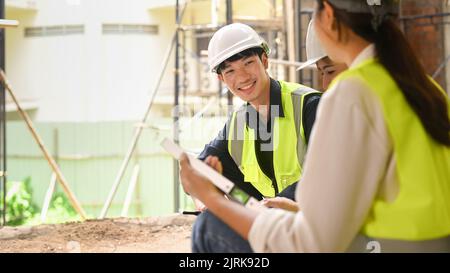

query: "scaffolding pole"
left=0, top=0, right=5, bottom=226
left=173, top=0, right=181, bottom=213
left=99, top=3, right=187, bottom=219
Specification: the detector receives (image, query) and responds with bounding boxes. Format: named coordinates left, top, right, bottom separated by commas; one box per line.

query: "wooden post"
left=0, top=18, right=19, bottom=226
left=0, top=70, right=87, bottom=220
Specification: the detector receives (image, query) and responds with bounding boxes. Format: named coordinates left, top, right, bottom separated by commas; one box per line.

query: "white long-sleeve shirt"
left=248, top=44, right=400, bottom=252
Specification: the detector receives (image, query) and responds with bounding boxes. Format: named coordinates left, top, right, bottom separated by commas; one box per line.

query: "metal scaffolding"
left=173, top=0, right=181, bottom=213
left=0, top=0, right=5, bottom=226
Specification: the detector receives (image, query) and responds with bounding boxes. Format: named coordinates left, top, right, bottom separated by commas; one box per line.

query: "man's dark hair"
left=216, top=47, right=265, bottom=74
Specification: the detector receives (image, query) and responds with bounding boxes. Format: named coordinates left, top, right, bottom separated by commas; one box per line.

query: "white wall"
left=6, top=0, right=176, bottom=122
left=5, top=0, right=279, bottom=122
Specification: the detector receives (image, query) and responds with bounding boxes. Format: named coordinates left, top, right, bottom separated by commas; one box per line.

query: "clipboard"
left=161, top=138, right=264, bottom=211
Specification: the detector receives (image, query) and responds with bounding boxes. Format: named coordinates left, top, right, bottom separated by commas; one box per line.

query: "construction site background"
left=2, top=0, right=449, bottom=221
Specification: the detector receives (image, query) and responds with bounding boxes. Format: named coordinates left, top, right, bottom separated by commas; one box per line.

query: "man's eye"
left=225, top=70, right=234, bottom=75
left=246, top=60, right=254, bottom=65
left=326, top=70, right=336, bottom=75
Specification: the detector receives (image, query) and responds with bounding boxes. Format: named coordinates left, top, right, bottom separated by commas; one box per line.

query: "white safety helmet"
left=208, top=23, right=270, bottom=73
left=297, top=20, right=327, bottom=71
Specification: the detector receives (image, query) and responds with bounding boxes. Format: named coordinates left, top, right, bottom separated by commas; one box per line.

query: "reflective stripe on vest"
left=330, top=58, right=450, bottom=240
left=227, top=80, right=320, bottom=197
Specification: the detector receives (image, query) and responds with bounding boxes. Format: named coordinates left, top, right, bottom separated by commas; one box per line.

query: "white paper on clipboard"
left=161, top=138, right=264, bottom=211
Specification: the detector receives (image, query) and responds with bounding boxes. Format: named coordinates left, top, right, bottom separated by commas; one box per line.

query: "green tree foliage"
left=0, top=177, right=39, bottom=226
left=0, top=177, right=82, bottom=226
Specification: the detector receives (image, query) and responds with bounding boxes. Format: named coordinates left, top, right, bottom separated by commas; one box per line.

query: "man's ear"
left=262, top=53, right=269, bottom=69
left=217, top=73, right=224, bottom=82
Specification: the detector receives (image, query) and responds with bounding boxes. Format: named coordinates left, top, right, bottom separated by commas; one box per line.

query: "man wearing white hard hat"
left=194, top=23, right=322, bottom=210
left=298, top=20, right=347, bottom=90
left=179, top=0, right=450, bottom=254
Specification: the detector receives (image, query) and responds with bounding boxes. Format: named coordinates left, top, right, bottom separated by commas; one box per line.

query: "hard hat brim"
left=296, top=56, right=326, bottom=71
left=211, top=43, right=268, bottom=73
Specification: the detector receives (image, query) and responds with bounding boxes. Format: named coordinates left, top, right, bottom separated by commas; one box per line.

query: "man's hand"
left=187, top=155, right=223, bottom=211
left=204, top=155, right=223, bottom=174
left=261, top=196, right=300, bottom=212
left=179, top=153, right=223, bottom=202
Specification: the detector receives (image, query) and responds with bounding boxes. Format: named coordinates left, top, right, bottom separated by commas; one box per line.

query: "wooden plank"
left=0, top=70, right=87, bottom=220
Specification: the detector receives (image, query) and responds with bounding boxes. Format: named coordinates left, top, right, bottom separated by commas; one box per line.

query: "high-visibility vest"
left=332, top=58, right=450, bottom=241
left=227, top=80, right=321, bottom=197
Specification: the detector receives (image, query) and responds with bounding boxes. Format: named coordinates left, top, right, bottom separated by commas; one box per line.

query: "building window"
left=24, top=25, right=85, bottom=37
left=102, top=24, right=159, bottom=35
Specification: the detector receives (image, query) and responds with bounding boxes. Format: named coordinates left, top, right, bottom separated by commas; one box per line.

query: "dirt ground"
left=0, top=214, right=196, bottom=253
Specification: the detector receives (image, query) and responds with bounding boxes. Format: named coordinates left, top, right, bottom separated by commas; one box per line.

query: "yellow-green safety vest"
left=331, top=58, right=450, bottom=241
left=227, top=80, right=320, bottom=197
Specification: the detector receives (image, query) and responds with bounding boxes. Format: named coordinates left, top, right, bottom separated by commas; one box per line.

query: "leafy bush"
left=43, top=190, right=79, bottom=223
left=25, top=189, right=85, bottom=225
left=0, top=177, right=83, bottom=226
left=0, top=177, right=39, bottom=226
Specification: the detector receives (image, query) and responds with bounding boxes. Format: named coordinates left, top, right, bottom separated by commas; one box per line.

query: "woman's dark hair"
left=216, top=47, right=265, bottom=74
left=316, top=0, right=450, bottom=146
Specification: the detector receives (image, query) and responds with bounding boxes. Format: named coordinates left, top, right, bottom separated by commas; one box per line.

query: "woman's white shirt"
left=248, top=44, right=398, bottom=252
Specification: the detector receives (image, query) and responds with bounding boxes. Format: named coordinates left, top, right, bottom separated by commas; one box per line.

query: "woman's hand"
left=179, top=153, right=222, bottom=202
left=261, top=196, right=300, bottom=212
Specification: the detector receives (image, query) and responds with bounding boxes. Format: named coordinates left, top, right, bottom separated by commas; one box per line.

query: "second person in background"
left=195, top=23, right=322, bottom=210
left=297, top=19, right=347, bottom=91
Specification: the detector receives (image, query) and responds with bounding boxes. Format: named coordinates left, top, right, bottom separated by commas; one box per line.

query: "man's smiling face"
left=218, top=53, right=270, bottom=106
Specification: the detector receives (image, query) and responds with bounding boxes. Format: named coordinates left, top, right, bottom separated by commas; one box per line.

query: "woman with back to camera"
left=179, top=0, right=450, bottom=252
